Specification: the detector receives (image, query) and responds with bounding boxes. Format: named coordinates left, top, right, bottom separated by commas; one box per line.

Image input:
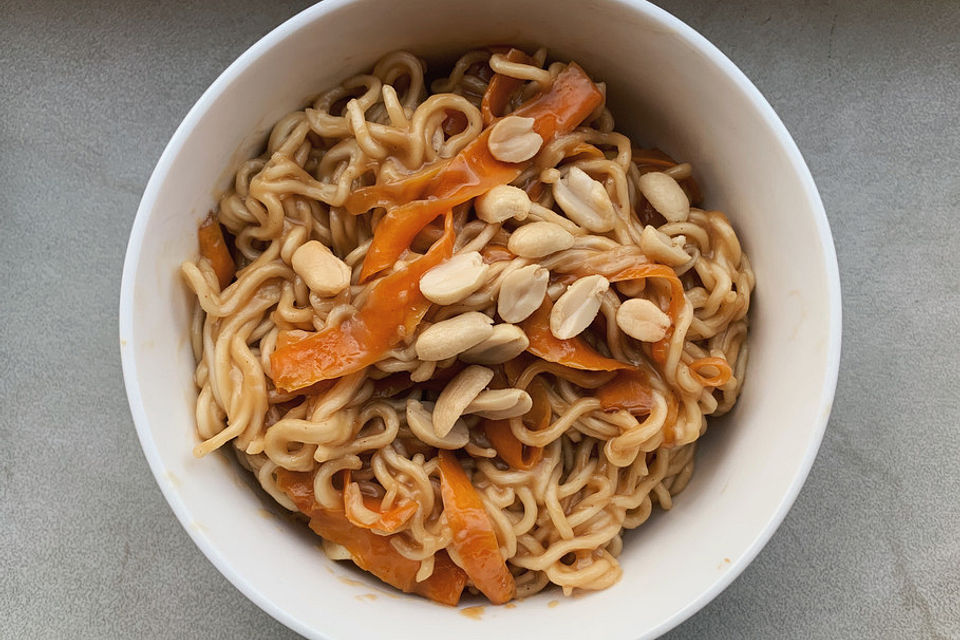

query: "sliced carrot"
left=438, top=450, right=516, bottom=604
left=276, top=469, right=467, bottom=606
left=688, top=356, right=733, bottom=387
left=520, top=299, right=631, bottom=372
left=197, top=214, right=235, bottom=289
left=480, top=48, right=532, bottom=125
left=606, top=264, right=686, bottom=364
left=342, top=470, right=418, bottom=533
left=343, top=160, right=449, bottom=214
left=662, top=393, right=681, bottom=447
left=275, top=329, right=313, bottom=350
left=358, top=63, right=604, bottom=282
left=595, top=369, right=657, bottom=415
left=483, top=378, right=549, bottom=470
left=270, top=213, right=455, bottom=392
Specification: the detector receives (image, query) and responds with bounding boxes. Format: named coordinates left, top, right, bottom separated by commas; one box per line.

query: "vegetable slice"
left=438, top=450, right=516, bottom=604
left=606, top=263, right=686, bottom=364
left=483, top=378, right=549, bottom=470
left=197, top=214, right=235, bottom=289
left=343, top=159, right=449, bottom=214
left=276, top=469, right=467, bottom=606
left=270, top=213, right=455, bottom=392
left=358, top=63, right=604, bottom=282
left=520, top=299, right=631, bottom=372
left=480, top=48, right=532, bottom=125
left=595, top=369, right=656, bottom=415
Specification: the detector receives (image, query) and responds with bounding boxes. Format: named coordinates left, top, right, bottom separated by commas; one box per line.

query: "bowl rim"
left=119, top=0, right=842, bottom=637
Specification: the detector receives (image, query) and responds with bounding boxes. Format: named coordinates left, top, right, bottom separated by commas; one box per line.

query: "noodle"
left=181, top=47, right=755, bottom=605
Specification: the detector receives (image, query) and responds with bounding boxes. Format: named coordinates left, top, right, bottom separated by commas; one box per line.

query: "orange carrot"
left=343, top=160, right=449, bottom=214
left=276, top=469, right=467, bottom=606
left=595, top=369, right=656, bottom=415
left=483, top=378, right=549, bottom=470
left=270, top=213, right=455, bottom=392
left=606, top=264, right=686, bottom=364
left=342, top=470, right=418, bottom=533
left=520, top=299, right=631, bottom=372
left=357, top=63, right=604, bottom=282
left=438, top=451, right=516, bottom=604
left=197, top=214, right=235, bottom=289
left=480, top=48, right=532, bottom=125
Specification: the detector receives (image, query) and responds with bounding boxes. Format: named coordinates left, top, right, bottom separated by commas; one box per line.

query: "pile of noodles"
left=181, top=47, right=754, bottom=602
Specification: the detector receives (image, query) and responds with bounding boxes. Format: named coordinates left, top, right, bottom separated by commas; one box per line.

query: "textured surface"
left=1, top=0, right=958, bottom=638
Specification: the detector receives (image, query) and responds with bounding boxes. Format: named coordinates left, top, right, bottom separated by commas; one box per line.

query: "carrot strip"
left=275, top=329, right=313, bottom=350
left=276, top=469, right=467, bottom=606
left=342, top=470, right=418, bottom=533
left=481, top=48, right=532, bottom=125
left=688, top=356, right=733, bottom=387
left=438, top=451, right=516, bottom=604
left=607, top=264, right=686, bottom=364
left=520, top=299, right=631, bottom=372
left=343, top=160, right=449, bottom=214
left=595, top=369, right=656, bottom=415
left=358, top=63, right=604, bottom=282
left=483, top=378, right=549, bottom=470
left=197, top=214, right=235, bottom=289
left=270, top=213, right=454, bottom=392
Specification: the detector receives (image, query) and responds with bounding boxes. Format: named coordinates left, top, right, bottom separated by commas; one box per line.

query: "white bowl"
left=119, top=0, right=841, bottom=637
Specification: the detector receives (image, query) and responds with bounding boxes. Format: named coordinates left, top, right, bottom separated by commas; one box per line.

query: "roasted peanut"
left=550, top=274, right=609, bottom=339
left=552, top=167, right=616, bottom=232
left=507, top=222, right=575, bottom=258
left=487, top=116, right=543, bottom=163
left=433, top=365, right=494, bottom=437
left=475, top=185, right=531, bottom=223
left=291, top=241, right=351, bottom=297
left=498, top=264, right=549, bottom=323
left=419, top=251, right=489, bottom=305
left=638, top=171, right=689, bottom=222
left=460, top=324, right=529, bottom=364
left=415, top=312, right=494, bottom=361
left=616, top=298, right=671, bottom=342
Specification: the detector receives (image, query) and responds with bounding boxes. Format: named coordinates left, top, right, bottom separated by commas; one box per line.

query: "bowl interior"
left=120, top=0, right=840, bottom=638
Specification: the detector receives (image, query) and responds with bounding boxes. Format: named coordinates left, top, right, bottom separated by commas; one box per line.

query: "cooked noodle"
left=181, top=47, right=754, bottom=604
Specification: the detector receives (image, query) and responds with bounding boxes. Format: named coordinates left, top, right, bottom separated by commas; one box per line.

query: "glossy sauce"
left=459, top=605, right=485, bottom=620
left=521, top=299, right=631, bottom=372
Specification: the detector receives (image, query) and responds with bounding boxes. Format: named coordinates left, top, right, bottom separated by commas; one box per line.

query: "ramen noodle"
left=181, top=47, right=754, bottom=605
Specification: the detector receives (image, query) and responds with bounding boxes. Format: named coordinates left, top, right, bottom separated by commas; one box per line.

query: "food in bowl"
left=180, top=47, right=755, bottom=606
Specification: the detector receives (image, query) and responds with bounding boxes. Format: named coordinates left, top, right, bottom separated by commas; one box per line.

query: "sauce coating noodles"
left=182, top=47, right=754, bottom=604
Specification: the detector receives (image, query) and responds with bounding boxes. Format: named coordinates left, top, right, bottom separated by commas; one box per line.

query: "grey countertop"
left=2, top=0, right=958, bottom=637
